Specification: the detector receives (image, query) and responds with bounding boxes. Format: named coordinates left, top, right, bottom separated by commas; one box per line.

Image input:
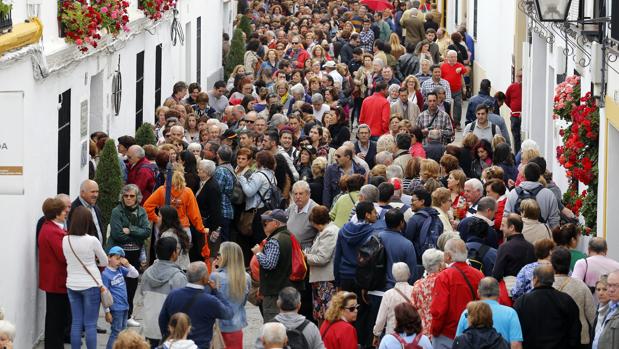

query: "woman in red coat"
left=38, top=197, right=70, bottom=349
left=320, top=291, right=359, bottom=349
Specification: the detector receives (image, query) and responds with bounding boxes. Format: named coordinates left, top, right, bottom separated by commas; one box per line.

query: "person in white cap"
left=323, top=61, right=343, bottom=86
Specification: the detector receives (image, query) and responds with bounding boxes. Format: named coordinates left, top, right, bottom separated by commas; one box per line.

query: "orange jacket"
left=144, top=186, right=206, bottom=233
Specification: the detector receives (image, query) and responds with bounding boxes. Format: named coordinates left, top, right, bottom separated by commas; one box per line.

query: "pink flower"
left=101, top=6, right=108, bottom=13
left=111, top=10, right=118, bottom=19
left=75, top=38, right=83, bottom=45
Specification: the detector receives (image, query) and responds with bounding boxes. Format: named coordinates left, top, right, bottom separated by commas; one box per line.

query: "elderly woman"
left=411, top=248, right=445, bottom=337
left=108, top=184, right=150, bottom=325
left=38, top=197, right=70, bottom=348
left=237, top=151, right=277, bottom=261
left=305, top=205, right=339, bottom=325
left=320, top=291, right=359, bottom=349
left=195, top=159, right=223, bottom=253
left=373, top=263, right=415, bottom=341
left=377, top=303, right=433, bottom=349
left=432, top=188, right=455, bottom=232
left=63, top=207, right=108, bottom=349
left=520, top=199, right=552, bottom=245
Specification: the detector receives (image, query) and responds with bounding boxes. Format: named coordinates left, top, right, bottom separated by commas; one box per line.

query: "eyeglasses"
left=123, top=194, right=136, bottom=198
left=344, top=304, right=360, bottom=311
left=245, top=120, right=256, bottom=124
left=608, top=283, right=619, bottom=289
left=292, top=41, right=300, bottom=44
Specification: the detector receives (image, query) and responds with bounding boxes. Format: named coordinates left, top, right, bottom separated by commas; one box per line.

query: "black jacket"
left=492, top=234, right=535, bottom=281
left=424, top=141, right=446, bottom=163
left=340, top=43, right=355, bottom=66
left=514, top=286, right=581, bottom=349
left=68, top=198, right=105, bottom=244
left=452, top=327, right=509, bottom=349
left=196, top=177, right=223, bottom=231
left=354, top=140, right=377, bottom=169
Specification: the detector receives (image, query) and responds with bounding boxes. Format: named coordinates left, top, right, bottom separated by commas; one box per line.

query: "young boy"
left=102, top=246, right=139, bottom=349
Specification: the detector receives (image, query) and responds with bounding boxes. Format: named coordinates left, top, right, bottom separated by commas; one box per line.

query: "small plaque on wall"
left=81, top=140, right=88, bottom=168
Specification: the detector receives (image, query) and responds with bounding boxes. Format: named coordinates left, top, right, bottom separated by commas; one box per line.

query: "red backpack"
left=289, top=233, right=307, bottom=281
left=391, top=333, right=423, bottom=349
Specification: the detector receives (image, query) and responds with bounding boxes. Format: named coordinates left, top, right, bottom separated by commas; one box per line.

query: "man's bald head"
left=127, top=145, right=145, bottom=165
left=79, top=180, right=99, bottom=205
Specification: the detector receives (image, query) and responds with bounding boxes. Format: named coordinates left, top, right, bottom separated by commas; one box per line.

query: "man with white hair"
left=464, top=178, right=484, bottom=217
left=126, top=145, right=156, bottom=204
left=285, top=83, right=311, bottom=115
left=441, top=50, right=469, bottom=130
left=261, top=322, right=287, bottom=349
left=430, top=238, right=484, bottom=349
left=68, top=179, right=104, bottom=243
left=372, top=262, right=415, bottom=342
left=286, top=181, right=318, bottom=249
left=375, top=151, right=393, bottom=166
left=595, top=270, right=619, bottom=348
left=159, top=261, right=234, bottom=348
left=311, top=93, right=330, bottom=123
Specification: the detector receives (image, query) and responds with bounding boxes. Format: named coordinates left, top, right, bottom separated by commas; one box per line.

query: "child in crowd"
left=103, top=246, right=139, bottom=349
left=161, top=313, right=198, bottom=349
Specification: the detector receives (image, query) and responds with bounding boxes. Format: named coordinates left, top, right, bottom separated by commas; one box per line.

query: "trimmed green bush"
left=94, top=139, right=123, bottom=229
left=224, top=28, right=246, bottom=80
left=237, top=15, right=252, bottom=38
left=135, top=122, right=157, bottom=146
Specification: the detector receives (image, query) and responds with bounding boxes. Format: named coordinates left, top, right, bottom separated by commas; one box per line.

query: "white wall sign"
left=0, top=91, right=24, bottom=195
left=80, top=99, right=89, bottom=139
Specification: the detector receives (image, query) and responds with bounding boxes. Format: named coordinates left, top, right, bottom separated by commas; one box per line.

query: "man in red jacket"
left=359, top=81, right=390, bottom=140
left=126, top=145, right=156, bottom=204
left=430, top=238, right=484, bottom=349
left=505, top=70, right=523, bottom=153
left=441, top=50, right=469, bottom=131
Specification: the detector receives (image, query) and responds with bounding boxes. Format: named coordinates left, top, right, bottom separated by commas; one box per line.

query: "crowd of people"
left=11, top=0, right=618, bottom=349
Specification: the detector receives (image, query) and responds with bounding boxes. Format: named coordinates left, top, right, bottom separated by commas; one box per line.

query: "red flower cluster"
left=138, top=0, right=176, bottom=21
left=59, top=0, right=131, bottom=53
left=554, top=76, right=599, bottom=232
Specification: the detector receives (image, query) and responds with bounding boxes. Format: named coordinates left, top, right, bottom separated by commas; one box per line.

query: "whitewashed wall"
left=0, top=0, right=234, bottom=347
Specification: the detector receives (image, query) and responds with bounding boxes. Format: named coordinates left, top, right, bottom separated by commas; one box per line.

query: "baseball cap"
left=108, top=246, right=125, bottom=257
left=260, top=209, right=288, bottom=224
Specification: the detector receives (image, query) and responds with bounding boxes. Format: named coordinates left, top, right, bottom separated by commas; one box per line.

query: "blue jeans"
left=107, top=310, right=128, bottom=349
left=68, top=287, right=100, bottom=349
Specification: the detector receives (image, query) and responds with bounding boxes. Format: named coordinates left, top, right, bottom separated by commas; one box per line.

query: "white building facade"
left=443, top=0, right=618, bottom=257
left=0, top=0, right=235, bottom=347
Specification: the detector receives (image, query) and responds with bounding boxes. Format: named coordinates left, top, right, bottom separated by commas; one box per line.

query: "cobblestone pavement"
left=35, top=283, right=264, bottom=348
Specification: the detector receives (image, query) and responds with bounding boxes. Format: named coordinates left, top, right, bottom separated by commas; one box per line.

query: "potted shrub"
left=0, top=0, right=12, bottom=33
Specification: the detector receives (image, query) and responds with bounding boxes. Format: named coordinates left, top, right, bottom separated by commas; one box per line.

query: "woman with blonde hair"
left=320, top=291, right=359, bottom=349
left=402, top=75, right=424, bottom=110
left=447, top=169, right=468, bottom=222
left=389, top=33, right=405, bottom=59
left=144, top=168, right=208, bottom=266
left=161, top=313, right=198, bottom=349
left=275, top=80, right=290, bottom=107
left=210, top=242, right=251, bottom=349
left=226, top=65, right=246, bottom=91
left=432, top=188, right=455, bottom=232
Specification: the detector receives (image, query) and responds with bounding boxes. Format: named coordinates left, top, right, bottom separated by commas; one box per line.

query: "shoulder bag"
left=67, top=236, right=114, bottom=308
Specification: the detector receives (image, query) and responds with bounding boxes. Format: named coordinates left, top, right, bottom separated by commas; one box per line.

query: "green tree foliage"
left=237, top=15, right=252, bottom=38
left=94, top=139, right=123, bottom=229
left=135, top=122, right=157, bottom=146
left=224, top=28, right=246, bottom=80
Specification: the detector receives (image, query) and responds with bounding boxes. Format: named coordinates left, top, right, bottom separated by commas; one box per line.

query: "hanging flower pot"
left=138, top=0, right=175, bottom=21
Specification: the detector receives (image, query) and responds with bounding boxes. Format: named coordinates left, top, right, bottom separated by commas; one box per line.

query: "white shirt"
left=79, top=197, right=103, bottom=242
left=62, top=235, right=108, bottom=290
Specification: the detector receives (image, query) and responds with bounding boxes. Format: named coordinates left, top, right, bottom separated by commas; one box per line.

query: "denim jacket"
left=209, top=268, right=251, bottom=332
left=238, top=168, right=276, bottom=211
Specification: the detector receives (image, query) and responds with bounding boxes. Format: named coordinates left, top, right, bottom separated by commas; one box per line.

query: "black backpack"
left=221, top=166, right=245, bottom=205
left=513, top=186, right=545, bottom=223
left=415, top=210, right=444, bottom=258
left=257, top=171, right=286, bottom=210
left=356, top=234, right=387, bottom=291
left=275, top=319, right=310, bottom=349
left=467, top=244, right=491, bottom=273
left=470, top=121, right=497, bottom=137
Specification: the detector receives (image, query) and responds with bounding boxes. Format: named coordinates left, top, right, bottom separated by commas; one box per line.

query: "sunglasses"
left=292, top=41, right=300, bottom=44
left=245, top=120, right=256, bottom=124
left=344, top=304, right=360, bottom=311
left=123, top=194, right=136, bottom=198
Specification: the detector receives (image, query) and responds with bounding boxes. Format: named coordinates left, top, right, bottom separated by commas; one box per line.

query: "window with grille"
left=135, top=51, right=145, bottom=129
left=57, top=89, right=71, bottom=194
left=154, top=44, right=163, bottom=116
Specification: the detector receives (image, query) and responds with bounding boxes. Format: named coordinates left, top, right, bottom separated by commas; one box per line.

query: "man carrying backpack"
left=255, top=287, right=325, bottom=349
left=404, top=188, right=444, bottom=264
left=504, top=162, right=560, bottom=228
left=463, top=217, right=497, bottom=277
left=252, top=209, right=303, bottom=322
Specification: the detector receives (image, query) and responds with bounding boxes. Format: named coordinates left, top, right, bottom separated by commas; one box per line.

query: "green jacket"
left=106, top=204, right=151, bottom=251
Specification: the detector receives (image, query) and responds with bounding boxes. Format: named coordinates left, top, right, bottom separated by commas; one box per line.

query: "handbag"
left=67, top=236, right=114, bottom=308
left=236, top=209, right=256, bottom=237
